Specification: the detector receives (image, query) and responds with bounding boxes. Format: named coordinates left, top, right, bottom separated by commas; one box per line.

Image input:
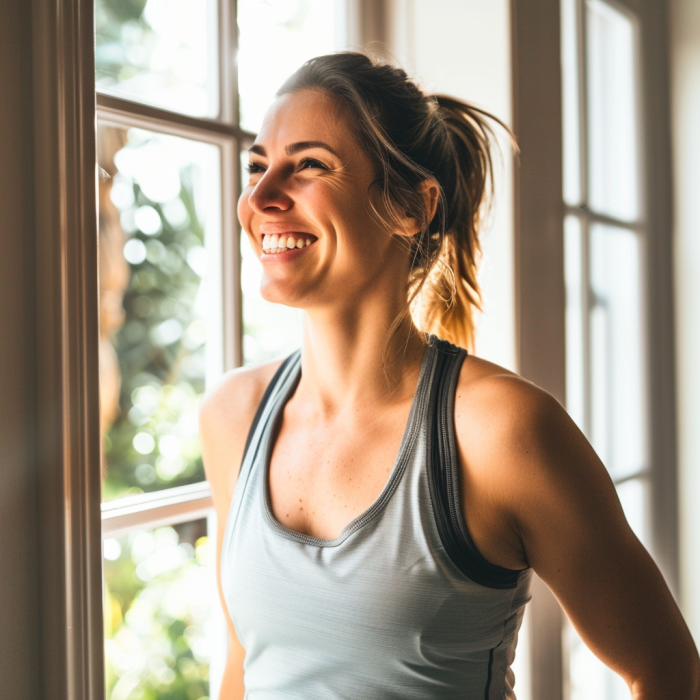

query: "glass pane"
left=586, top=0, right=640, bottom=221
left=98, top=123, right=222, bottom=501
left=96, top=0, right=219, bottom=118
left=103, top=519, right=224, bottom=700
left=240, top=153, right=304, bottom=365
left=238, top=0, right=341, bottom=132
left=565, top=618, right=631, bottom=700
left=589, top=225, right=646, bottom=480
left=510, top=606, right=531, bottom=700
left=565, top=215, right=586, bottom=431
left=616, top=477, right=648, bottom=547
left=561, top=0, right=582, bottom=205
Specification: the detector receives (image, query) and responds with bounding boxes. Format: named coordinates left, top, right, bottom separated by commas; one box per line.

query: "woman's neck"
left=296, top=293, right=427, bottom=415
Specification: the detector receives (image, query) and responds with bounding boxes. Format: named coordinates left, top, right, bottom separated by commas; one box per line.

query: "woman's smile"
left=261, top=232, right=318, bottom=255
left=260, top=233, right=318, bottom=260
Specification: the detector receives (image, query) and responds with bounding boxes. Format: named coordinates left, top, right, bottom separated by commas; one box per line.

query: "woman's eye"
left=298, top=158, right=327, bottom=171
left=246, top=162, right=265, bottom=174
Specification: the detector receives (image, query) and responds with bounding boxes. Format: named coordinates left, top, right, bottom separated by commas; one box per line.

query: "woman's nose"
left=247, top=170, right=293, bottom=214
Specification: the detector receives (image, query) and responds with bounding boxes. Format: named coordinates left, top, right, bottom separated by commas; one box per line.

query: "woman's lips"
left=259, top=222, right=316, bottom=235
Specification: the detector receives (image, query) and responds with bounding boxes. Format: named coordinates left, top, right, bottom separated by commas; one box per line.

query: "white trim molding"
left=102, top=482, right=214, bottom=539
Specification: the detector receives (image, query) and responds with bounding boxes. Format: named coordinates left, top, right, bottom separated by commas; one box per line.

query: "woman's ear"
left=394, top=179, right=440, bottom=237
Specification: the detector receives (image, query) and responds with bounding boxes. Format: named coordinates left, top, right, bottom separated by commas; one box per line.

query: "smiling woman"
left=199, top=52, right=700, bottom=700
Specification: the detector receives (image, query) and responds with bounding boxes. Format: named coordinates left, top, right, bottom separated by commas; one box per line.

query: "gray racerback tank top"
left=221, top=337, right=532, bottom=699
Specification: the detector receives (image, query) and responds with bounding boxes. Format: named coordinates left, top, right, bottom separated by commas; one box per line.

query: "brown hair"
left=277, top=52, right=511, bottom=352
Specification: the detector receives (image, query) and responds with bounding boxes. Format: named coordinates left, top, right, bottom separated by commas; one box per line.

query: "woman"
left=199, top=53, right=699, bottom=699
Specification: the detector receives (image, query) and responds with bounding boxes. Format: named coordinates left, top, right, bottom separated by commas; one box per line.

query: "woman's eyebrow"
left=247, top=142, right=340, bottom=158
left=286, top=141, right=340, bottom=158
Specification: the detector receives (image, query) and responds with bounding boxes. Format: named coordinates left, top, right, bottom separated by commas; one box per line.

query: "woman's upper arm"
left=457, top=374, right=700, bottom=697
left=198, top=361, right=283, bottom=697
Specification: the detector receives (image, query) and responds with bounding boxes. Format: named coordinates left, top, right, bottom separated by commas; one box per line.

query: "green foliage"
left=100, top=127, right=213, bottom=700
left=100, top=0, right=148, bottom=24
left=103, top=524, right=211, bottom=700
left=103, top=164, right=207, bottom=501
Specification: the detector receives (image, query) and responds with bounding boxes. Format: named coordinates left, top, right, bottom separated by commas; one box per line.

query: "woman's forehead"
left=255, top=90, right=354, bottom=152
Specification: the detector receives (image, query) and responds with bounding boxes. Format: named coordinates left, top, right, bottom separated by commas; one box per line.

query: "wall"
left=671, top=0, right=700, bottom=642
left=385, top=0, right=517, bottom=371
left=0, top=0, right=42, bottom=696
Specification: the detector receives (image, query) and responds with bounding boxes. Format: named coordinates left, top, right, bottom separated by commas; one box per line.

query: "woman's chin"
left=259, top=280, right=309, bottom=308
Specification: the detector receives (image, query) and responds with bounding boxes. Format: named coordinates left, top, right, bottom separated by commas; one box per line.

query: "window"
left=561, top=0, right=649, bottom=697
left=96, top=2, right=348, bottom=697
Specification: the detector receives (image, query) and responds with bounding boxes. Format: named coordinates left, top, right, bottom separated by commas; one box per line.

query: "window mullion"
left=101, top=482, right=213, bottom=539
left=223, top=138, right=244, bottom=369
left=577, top=0, right=590, bottom=207
left=219, top=0, right=240, bottom=125
left=565, top=205, right=645, bottom=233
left=96, top=92, right=254, bottom=143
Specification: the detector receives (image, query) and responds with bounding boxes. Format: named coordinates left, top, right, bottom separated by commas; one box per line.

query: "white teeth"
left=260, top=234, right=316, bottom=254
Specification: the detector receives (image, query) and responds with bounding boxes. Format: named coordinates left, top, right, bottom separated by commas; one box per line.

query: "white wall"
left=385, top=0, right=516, bottom=371
left=671, top=0, right=700, bottom=642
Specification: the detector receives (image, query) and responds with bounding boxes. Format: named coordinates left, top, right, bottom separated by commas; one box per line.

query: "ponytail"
left=278, top=53, right=514, bottom=352
left=415, top=96, right=508, bottom=350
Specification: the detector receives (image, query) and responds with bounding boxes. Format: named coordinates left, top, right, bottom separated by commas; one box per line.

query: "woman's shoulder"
left=454, top=353, right=578, bottom=481
left=199, top=358, right=285, bottom=425
left=198, top=358, right=285, bottom=509
left=455, top=353, right=564, bottom=435
left=452, top=353, right=587, bottom=568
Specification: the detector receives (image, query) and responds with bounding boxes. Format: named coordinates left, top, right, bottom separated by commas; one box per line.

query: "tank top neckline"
left=260, top=338, right=437, bottom=548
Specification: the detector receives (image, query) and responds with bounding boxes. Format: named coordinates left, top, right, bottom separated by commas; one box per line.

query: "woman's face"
left=238, top=88, right=411, bottom=311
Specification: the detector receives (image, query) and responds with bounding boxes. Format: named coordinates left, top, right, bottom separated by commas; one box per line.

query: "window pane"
left=565, top=215, right=586, bottom=431
left=238, top=0, right=340, bottom=132
left=103, top=519, right=224, bottom=700
left=561, top=0, right=582, bottom=205
left=616, top=477, right=648, bottom=547
left=98, top=124, right=222, bottom=501
left=96, top=0, right=219, bottom=117
left=586, top=0, right=640, bottom=221
left=510, top=606, right=531, bottom=700
left=589, top=225, right=646, bottom=481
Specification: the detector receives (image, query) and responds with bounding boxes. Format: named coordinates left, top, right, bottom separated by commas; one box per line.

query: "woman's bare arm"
left=199, top=360, right=283, bottom=699
left=455, top=367, right=700, bottom=699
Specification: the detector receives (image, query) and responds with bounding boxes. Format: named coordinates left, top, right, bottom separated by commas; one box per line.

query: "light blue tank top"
left=221, top=337, right=532, bottom=699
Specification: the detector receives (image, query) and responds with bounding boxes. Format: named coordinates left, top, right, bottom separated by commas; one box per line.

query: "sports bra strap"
left=239, top=352, right=300, bottom=475
left=428, top=338, right=523, bottom=589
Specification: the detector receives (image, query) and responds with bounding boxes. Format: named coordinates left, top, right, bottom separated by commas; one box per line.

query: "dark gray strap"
left=427, top=338, right=522, bottom=589
left=239, top=352, right=299, bottom=475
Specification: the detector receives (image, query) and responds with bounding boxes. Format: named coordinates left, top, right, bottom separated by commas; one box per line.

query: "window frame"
left=33, top=0, right=105, bottom=696
left=512, top=0, right=677, bottom=698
